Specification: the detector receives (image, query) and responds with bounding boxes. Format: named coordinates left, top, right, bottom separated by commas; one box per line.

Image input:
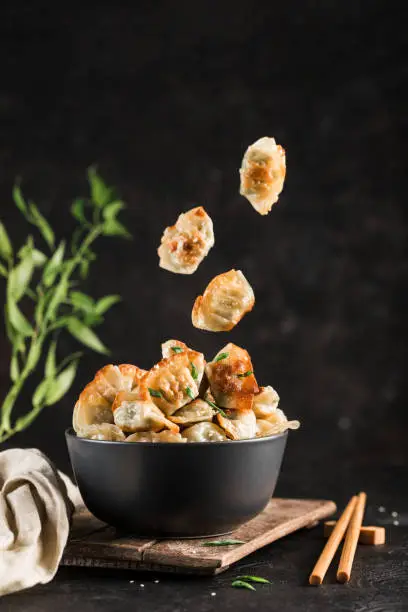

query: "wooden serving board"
left=61, top=498, right=336, bottom=575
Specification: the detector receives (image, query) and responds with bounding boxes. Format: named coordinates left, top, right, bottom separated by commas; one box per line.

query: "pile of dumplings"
left=73, top=340, right=299, bottom=443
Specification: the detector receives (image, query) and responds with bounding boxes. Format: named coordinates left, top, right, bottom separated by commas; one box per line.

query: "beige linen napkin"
left=0, top=448, right=81, bottom=597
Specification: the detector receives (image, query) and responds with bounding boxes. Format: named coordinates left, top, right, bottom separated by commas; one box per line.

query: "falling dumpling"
left=77, top=423, right=125, bottom=441
left=158, top=206, right=215, bottom=274
left=144, top=349, right=205, bottom=416
left=182, top=422, right=227, bottom=442
left=169, top=399, right=215, bottom=426
left=192, top=270, right=255, bottom=332
left=253, top=386, right=280, bottom=419
left=217, top=409, right=257, bottom=440
left=206, top=343, right=258, bottom=411
left=239, top=137, right=286, bottom=215
left=112, top=391, right=179, bottom=433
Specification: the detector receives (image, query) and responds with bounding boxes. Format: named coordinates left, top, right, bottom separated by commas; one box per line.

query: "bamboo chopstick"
left=337, top=492, right=367, bottom=583
left=309, top=495, right=358, bottom=586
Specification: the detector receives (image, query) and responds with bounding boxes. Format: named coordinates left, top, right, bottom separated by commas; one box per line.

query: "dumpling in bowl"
left=216, top=409, right=257, bottom=440
left=112, top=391, right=179, bottom=433
left=77, top=423, right=125, bottom=441
left=158, top=206, right=214, bottom=274
left=126, top=431, right=186, bottom=443
left=90, top=364, right=147, bottom=403
left=206, top=343, right=258, bottom=411
left=73, top=382, right=114, bottom=433
left=253, top=386, right=280, bottom=419
left=169, top=399, right=215, bottom=426
left=145, top=349, right=205, bottom=416
left=182, top=422, right=227, bottom=442
left=161, top=339, right=189, bottom=359
left=192, top=270, right=254, bottom=332
left=256, top=412, right=300, bottom=437
left=239, top=136, right=286, bottom=215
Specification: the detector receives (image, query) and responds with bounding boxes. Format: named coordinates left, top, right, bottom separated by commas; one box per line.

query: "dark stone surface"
left=0, top=1, right=407, bottom=609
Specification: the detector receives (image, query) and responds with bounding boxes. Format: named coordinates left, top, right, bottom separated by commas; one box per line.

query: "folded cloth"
left=0, top=448, right=81, bottom=597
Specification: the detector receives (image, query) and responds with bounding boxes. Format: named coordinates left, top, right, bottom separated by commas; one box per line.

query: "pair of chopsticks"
left=309, top=492, right=366, bottom=585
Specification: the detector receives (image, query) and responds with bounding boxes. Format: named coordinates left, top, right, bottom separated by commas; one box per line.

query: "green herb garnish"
left=235, top=575, right=270, bottom=584
left=171, top=346, right=183, bottom=354
left=231, top=580, right=256, bottom=591
left=237, top=370, right=253, bottom=378
left=202, top=539, right=245, bottom=547
left=148, top=388, right=163, bottom=399
left=185, top=386, right=194, bottom=400
left=190, top=361, right=198, bottom=380
left=214, top=352, right=229, bottom=363
left=204, top=399, right=228, bottom=418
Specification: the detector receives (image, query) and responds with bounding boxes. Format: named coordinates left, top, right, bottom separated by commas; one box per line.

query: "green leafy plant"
left=0, top=168, right=130, bottom=443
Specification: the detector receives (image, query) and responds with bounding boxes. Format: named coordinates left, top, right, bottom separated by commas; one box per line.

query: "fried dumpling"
left=169, top=399, right=215, bottom=426
left=182, top=422, right=227, bottom=442
left=206, top=343, right=258, bottom=411
left=112, top=391, right=179, bottom=433
left=217, top=409, right=257, bottom=440
left=73, top=381, right=114, bottom=433
left=192, top=270, right=254, bottom=332
left=126, top=431, right=186, bottom=443
left=158, top=206, right=215, bottom=274
left=253, top=386, right=280, bottom=419
left=92, top=364, right=147, bottom=403
left=256, top=412, right=300, bottom=437
left=145, top=349, right=205, bottom=416
left=77, top=423, right=125, bottom=441
left=239, top=136, right=286, bottom=215
left=161, top=339, right=189, bottom=359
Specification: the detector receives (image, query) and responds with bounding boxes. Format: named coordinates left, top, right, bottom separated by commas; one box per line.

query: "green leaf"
left=45, top=339, right=58, bottom=379
left=67, top=317, right=109, bottom=354
left=94, top=295, right=121, bottom=315
left=202, top=540, right=245, bottom=547
left=231, top=580, right=256, bottom=591
left=43, top=241, right=65, bottom=286
left=15, top=408, right=42, bottom=433
left=32, top=378, right=53, bottom=409
left=70, top=291, right=95, bottom=313
left=88, top=166, right=112, bottom=207
left=28, top=201, right=55, bottom=249
left=8, top=256, right=35, bottom=302
left=214, top=352, right=229, bottom=363
left=56, top=351, right=83, bottom=374
left=102, top=219, right=131, bottom=239
left=10, top=351, right=20, bottom=382
left=0, top=221, right=13, bottom=260
left=148, top=388, right=163, bottom=399
left=103, top=200, right=125, bottom=221
left=6, top=300, right=33, bottom=336
left=32, top=249, right=47, bottom=266
left=185, top=386, right=194, bottom=400
left=25, top=340, right=43, bottom=371
left=235, top=576, right=270, bottom=584
left=79, top=258, right=90, bottom=279
left=12, top=185, right=29, bottom=216
left=0, top=261, right=7, bottom=277
left=45, top=277, right=69, bottom=322
left=45, top=361, right=78, bottom=406
left=190, top=361, right=198, bottom=380
left=171, top=346, right=183, bottom=354
left=71, top=198, right=88, bottom=225
left=83, top=312, right=104, bottom=327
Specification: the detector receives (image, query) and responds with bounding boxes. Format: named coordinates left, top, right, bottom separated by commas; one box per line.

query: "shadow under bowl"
left=66, top=428, right=288, bottom=538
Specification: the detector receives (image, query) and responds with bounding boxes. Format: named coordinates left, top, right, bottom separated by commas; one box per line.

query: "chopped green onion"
left=214, top=352, right=229, bottom=363
left=148, top=388, right=163, bottom=399
left=202, top=539, right=245, bottom=547
left=190, top=361, right=198, bottom=380
left=204, top=399, right=228, bottom=419
left=237, top=370, right=253, bottom=378
left=185, top=386, right=194, bottom=400
left=235, top=575, right=270, bottom=584
left=171, top=346, right=183, bottom=353
left=231, top=580, right=256, bottom=591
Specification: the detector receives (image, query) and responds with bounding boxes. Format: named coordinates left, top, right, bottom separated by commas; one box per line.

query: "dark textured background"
left=0, top=1, right=407, bottom=483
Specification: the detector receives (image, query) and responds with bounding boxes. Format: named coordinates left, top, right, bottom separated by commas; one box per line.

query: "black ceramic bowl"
left=66, top=428, right=288, bottom=538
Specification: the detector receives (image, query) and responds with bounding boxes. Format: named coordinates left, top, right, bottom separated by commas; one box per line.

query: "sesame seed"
left=378, top=506, right=386, bottom=513
left=391, top=511, right=398, bottom=517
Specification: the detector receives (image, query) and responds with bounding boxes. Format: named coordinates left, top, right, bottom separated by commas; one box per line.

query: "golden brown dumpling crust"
left=206, top=343, right=258, bottom=411
left=239, top=137, right=286, bottom=215
left=161, top=339, right=189, bottom=359
left=144, top=349, right=205, bottom=416
left=182, top=422, right=227, bottom=442
left=169, top=399, right=215, bottom=426
left=77, top=423, right=125, bottom=441
left=112, top=391, right=179, bottom=433
left=192, top=269, right=255, bottom=332
left=253, top=386, right=280, bottom=419
left=158, top=206, right=214, bottom=274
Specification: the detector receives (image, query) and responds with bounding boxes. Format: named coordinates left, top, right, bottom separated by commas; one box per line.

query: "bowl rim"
left=65, top=427, right=288, bottom=448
